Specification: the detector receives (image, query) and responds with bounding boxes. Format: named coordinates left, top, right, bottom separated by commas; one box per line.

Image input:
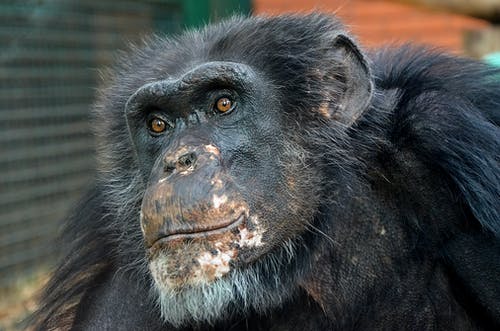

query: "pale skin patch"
left=317, top=102, right=331, bottom=119
left=239, top=228, right=263, bottom=247
left=195, top=249, right=236, bottom=281
left=212, top=194, right=228, bottom=209
left=179, top=169, right=194, bottom=176
left=204, top=144, right=220, bottom=156
left=210, top=178, right=223, bottom=188
left=239, top=216, right=264, bottom=247
left=192, top=218, right=265, bottom=283
left=149, top=214, right=266, bottom=289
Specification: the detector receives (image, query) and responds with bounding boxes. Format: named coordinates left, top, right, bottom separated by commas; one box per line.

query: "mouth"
left=150, top=213, right=246, bottom=250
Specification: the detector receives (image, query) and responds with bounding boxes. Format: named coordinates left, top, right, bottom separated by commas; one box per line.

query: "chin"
left=149, top=234, right=299, bottom=327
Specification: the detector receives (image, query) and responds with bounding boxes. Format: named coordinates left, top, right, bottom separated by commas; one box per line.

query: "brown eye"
left=215, top=97, right=233, bottom=113
left=149, top=117, right=167, bottom=133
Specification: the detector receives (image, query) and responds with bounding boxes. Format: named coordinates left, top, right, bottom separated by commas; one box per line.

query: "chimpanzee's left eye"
left=214, top=97, right=235, bottom=114
left=148, top=117, right=167, bottom=134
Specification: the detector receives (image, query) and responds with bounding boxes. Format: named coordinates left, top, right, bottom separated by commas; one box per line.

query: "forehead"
left=108, top=14, right=344, bottom=122
left=145, top=15, right=340, bottom=77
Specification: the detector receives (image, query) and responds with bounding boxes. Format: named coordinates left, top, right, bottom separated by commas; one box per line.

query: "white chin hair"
left=153, top=270, right=239, bottom=328
left=150, top=241, right=298, bottom=328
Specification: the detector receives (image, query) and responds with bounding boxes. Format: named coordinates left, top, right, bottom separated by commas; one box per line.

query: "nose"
left=164, top=151, right=197, bottom=174
left=162, top=144, right=220, bottom=178
left=140, top=142, right=245, bottom=248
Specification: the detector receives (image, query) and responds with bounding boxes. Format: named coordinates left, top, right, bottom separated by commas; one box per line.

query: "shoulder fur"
left=371, top=46, right=500, bottom=235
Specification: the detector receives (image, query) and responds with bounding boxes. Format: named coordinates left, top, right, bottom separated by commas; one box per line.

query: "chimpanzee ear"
left=330, top=34, right=373, bottom=127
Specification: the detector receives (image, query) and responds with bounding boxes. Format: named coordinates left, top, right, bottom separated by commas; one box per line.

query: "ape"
left=31, top=14, right=500, bottom=330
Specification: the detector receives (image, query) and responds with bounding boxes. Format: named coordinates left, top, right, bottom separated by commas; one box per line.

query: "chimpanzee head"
left=97, top=14, right=372, bottom=326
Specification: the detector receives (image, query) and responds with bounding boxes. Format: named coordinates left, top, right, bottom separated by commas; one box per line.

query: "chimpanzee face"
left=125, top=61, right=319, bottom=293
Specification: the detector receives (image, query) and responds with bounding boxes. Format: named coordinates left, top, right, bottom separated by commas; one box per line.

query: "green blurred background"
left=0, top=0, right=250, bottom=285
left=0, top=1, right=249, bottom=329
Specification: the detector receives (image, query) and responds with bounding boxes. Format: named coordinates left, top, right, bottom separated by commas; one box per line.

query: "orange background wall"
left=253, top=0, right=488, bottom=54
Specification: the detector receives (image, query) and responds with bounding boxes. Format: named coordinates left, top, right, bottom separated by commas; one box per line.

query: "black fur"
left=30, top=14, right=500, bottom=330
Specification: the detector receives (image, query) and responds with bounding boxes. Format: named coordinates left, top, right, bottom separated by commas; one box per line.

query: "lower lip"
left=150, top=213, right=246, bottom=248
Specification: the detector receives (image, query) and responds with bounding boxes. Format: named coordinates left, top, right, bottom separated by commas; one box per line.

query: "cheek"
left=242, top=144, right=321, bottom=246
left=225, top=135, right=284, bottom=188
left=230, top=167, right=314, bottom=251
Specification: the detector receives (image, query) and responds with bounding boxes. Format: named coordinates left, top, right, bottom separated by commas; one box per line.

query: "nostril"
left=163, top=161, right=176, bottom=175
left=176, top=152, right=197, bottom=172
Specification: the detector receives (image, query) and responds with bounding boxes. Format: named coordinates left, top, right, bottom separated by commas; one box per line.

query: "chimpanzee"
left=30, top=14, right=500, bottom=330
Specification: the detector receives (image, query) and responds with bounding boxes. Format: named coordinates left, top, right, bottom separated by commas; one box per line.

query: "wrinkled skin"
left=30, top=14, right=500, bottom=331
left=125, top=60, right=322, bottom=295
